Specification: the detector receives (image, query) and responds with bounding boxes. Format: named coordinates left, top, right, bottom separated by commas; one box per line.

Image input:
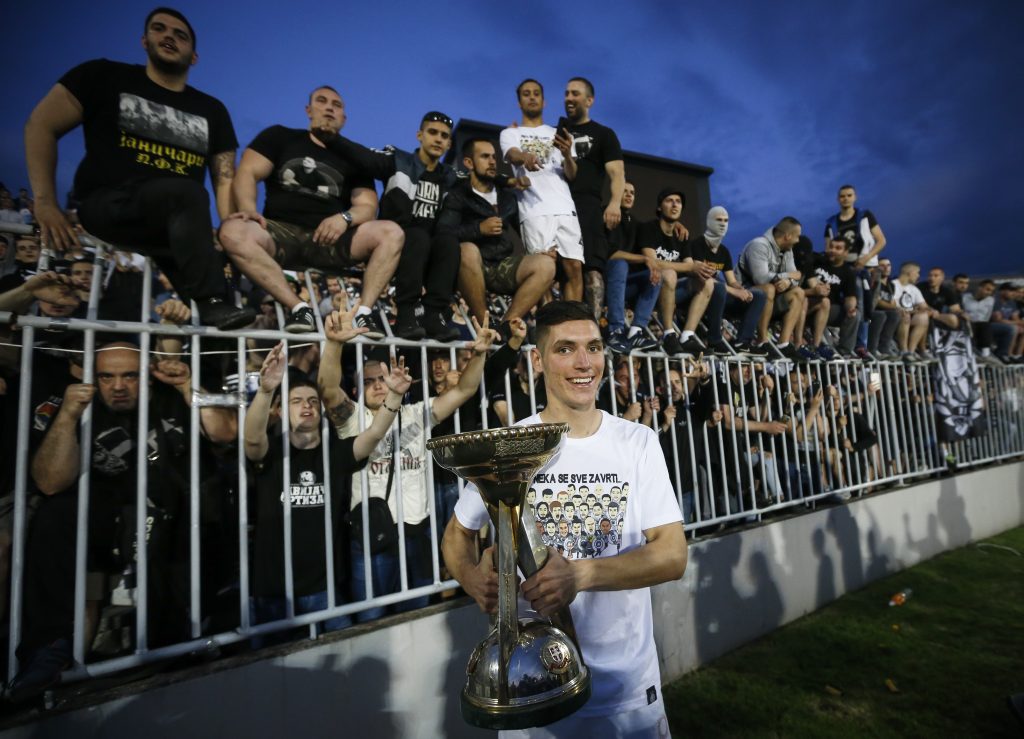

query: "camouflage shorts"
left=264, top=218, right=358, bottom=274
left=482, top=254, right=523, bottom=295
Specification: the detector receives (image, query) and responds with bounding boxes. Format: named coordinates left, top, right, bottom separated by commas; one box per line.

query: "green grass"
left=663, top=526, right=1024, bottom=738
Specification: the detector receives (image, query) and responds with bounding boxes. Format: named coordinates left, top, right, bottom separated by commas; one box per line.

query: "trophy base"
left=460, top=620, right=592, bottom=730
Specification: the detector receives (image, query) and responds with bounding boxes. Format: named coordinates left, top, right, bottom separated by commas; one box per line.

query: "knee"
left=459, top=242, right=482, bottom=268
left=380, top=221, right=404, bottom=252
left=661, top=270, right=677, bottom=289
left=217, top=218, right=247, bottom=252
left=530, top=254, right=556, bottom=280
left=762, top=283, right=776, bottom=300
left=711, top=280, right=726, bottom=298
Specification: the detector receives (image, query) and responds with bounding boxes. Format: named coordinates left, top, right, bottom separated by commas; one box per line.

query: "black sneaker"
left=196, top=298, right=256, bottom=331
left=678, top=336, right=706, bottom=356
left=735, top=341, right=770, bottom=357
left=778, top=343, right=805, bottom=363
left=662, top=332, right=684, bottom=356
left=284, top=305, right=316, bottom=333
left=707, top=340, right=732, bottom=356
left=6, top=637, right=72, bottom=703
left=628, top=330, right=659, bottom=351
left=423, top=310, right=460, bottom=342
left=607, top=328, right=630, bottom=354
left=354, top=311, right=386, bottom=340
left=394, top=311, right=426, bottom=340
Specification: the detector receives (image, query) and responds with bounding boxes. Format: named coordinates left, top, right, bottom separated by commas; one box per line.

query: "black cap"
left=656, top=187, right=685, bottom=212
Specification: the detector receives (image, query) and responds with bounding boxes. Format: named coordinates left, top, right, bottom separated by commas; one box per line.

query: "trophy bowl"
left=427, top=424, right=591, bottom=729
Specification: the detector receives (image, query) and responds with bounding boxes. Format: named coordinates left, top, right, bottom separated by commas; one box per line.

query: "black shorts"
left=574, top=197, right=609, bottom=272
left=265, top=218, right=359, bottom=274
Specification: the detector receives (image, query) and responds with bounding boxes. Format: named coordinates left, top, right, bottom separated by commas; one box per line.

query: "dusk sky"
left=3, top=0, right=1022, bottom=275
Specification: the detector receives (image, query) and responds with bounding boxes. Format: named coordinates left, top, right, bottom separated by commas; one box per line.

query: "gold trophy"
left=427, top=424, right=591, bottom=729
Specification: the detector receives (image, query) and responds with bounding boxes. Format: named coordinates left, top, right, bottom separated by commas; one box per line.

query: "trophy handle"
left=516, top=505, right=582, bottom=648
left=497, top=501, right=519, bottom=704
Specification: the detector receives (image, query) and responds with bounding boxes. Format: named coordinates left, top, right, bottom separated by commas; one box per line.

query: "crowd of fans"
left=0, top=6, right=1022, bottom=705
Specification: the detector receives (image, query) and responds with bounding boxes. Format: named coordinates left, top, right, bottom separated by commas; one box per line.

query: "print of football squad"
left=528, top=473, right=630, bottom=559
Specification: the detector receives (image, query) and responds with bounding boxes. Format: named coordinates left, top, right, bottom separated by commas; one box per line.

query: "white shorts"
left=499, top=697, right=670, bottom=738
left=521, top=214, right=584, bottom=263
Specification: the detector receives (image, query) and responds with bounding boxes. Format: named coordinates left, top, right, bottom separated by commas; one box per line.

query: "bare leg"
left=348, top=221, right=404, bottom=308
left=757, top=282, right=775, bottom=342
left=658, top=269, right=678, bottom=329
left=909, top=312, right=929, bottom=351
left=779, top=289, right=805, bottom=344
left=897, top=312, right=910, bottom=351
left=809, top=297, right=830, bottom=346
left=562, top=258, right=583, bottom=302
left=457, top=242, right=488, bottom=323
left=683, top=277, right=713, bottom=333
left=219, top=219, right=301, bottom=309
left=507, top=254, right=556, bottom=322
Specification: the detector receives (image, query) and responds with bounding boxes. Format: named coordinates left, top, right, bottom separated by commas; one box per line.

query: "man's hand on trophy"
left=521, top=547, right=581, bottom=617
left=465, top=545, right=500, bottom=614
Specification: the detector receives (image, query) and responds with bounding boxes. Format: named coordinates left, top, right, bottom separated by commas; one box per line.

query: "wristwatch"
left=340, top=210, right=354, bottom=225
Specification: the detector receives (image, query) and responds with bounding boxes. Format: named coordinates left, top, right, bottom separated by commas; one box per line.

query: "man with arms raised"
left=443, top=301, right=687, bottom=737
left=500, top=79, right=584, bottom=302
left=24, top=7, right=253, bottom=329
left=218, top=86, right=403, bottom=336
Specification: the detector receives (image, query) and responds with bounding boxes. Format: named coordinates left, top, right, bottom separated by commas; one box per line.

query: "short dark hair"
left=274, top=377, right=319, bottom=406
left=144, top=7, right=196, bottom=48
left=838, top=184, right=855, bottom=194
left=517, top=78, right=544, bottom=98
left=568, top=76, right=595, bottom=97
left=953, top=273, right=969, bottom=281
left=829, top=236, right=849, bottom=250
left=461, top=137, right=494, bottom=160
left=979, top=279, right=995, bottom=287
left=999, top=282, right=1015, bottom=291
left=772, top=216, right=801, bottom=238
left=535, top=300, right=600, bottom=350
left=308, top=85, right=340, bottom=104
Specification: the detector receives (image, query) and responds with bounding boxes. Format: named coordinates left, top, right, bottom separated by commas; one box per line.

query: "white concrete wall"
left=6, top=461, right=1022, bottom=739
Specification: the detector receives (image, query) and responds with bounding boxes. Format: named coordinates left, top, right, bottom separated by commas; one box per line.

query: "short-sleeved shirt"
left=251, top=435, right=364, bottom=597
left=499, top=125, right=576, bottom=218
left=688, top=237, right=734, bottom=277
left=563, top=120, right=622, bottom=202
left=893, top=281, right=926, bottom=310
left=248, top=126, right=375, bottom=230
left=918, top=282, right=962, bottom=313
left=59, top=59, right=237, bottom=200
left=454, top=412, right=683, bottom=718
left=824, top=209, right=879, bottom=256
left=961, top=294, right=994, bottom=323
left=635, top=219, right=690, bottom=267
left=810, top=254, right=858, bottom=301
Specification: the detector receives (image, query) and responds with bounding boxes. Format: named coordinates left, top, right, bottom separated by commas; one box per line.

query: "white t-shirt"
left=341, top=400, right=438, bottom=525
left=499, top=125, right=576, bottom=219
left=473, top=186, right=498, bottom=208
left=962, top=294, right=994, bottom=323
left=893, top=281, right=926, bottom=311
left=454, top=412, right=683, bottom=717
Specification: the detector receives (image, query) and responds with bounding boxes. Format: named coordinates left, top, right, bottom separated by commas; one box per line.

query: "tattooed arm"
left=318, top=307, right=368, bottom=432
left=210, top=150, right=237, bottom=220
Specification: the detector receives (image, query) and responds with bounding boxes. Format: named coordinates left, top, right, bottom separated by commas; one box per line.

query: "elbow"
left=669, top=543, right=688, bottom=580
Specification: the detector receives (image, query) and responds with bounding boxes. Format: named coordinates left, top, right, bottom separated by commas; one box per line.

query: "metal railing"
left=3, top=222, right=1022, bottom=689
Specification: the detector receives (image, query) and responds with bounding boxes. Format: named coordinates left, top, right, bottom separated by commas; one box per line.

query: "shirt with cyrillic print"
left=59, top=59, right=237, bottom=200
left=340, top=401, right=438, bottom=526
left=564, top=120, right=622, bottom=202
left=248, top=125, right=374, bottom=230
left=499, top=125, right=576, bottom=218
left=251, top=435, right=364, bottom=597
left=454, top=412, right=683, bottom=717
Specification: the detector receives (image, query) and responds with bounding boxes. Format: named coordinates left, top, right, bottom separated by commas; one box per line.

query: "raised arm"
left=352, top=358, right=410, bottom=460
left=243, top=341, right=285, bottom=461
left=150, top=359, right=238, bottom=443
left=431, top=318, right=500, bottom=421
left=318, top=306, right=367, bottom=430
left=31, top=383, right=93, bottom=495
left=24, top=83, right=84, bottom=251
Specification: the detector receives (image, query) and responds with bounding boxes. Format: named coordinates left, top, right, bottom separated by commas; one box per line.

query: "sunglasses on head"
left=422, top=111, right=453, bottom=129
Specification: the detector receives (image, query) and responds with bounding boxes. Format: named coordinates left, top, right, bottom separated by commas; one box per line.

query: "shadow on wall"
left=936, top=477, right=972, bottom=548
left=825, top=504, right=864, bottom=593
left=812, top=528, right=835, bottom=608
left=34, top=654, right=399, bottom=739
left=691, top=534, right=784, bottom=665
left=440, top=604, right=494, bottom=739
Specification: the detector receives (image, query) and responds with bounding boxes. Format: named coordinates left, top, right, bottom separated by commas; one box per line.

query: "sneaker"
left=354, top=311, right=386, bottom=340
left=678, top=336, right=706, bottom=356
left=394, top=311, right=426, bottom=340
left=6, top=638, right=72, bottom=703
left=607, top=328, right=630, bottom=354
left=855, top=346, right=871, bottom=361
left=627, top=330, right=658, bottom=352
left=707, top=341, right=732, bottom=356
left=734, top=341, right=770, bottom=357
left=796, top=345, right=817, bottom=361
left=422, top=310, right=460, bottom=342
left=284, top=305, right=316, bottom=333
left=196, top=298, right=256, bottom=331
left=662, top=332, right=684, bottom=356
left=901, top=351, right=919, bottom=364
left=778, top=343, right=805, bottom=363
left=815, top=344, right=836, bottom=361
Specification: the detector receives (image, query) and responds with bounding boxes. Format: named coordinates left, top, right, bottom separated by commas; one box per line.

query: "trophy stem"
left=496, top=500, right=519, bottom=704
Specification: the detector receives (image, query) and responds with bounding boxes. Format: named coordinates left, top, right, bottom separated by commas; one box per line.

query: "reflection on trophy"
left=427, top=424, right=591, bottom=729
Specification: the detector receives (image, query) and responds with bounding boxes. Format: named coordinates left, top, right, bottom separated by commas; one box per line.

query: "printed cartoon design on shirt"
left=278, top=157, right=344, bottom=200
left=281, top=468, right=325, bottom=507
left=519, top=133, right=555, bottom=167
left=527, top=476, right=631, bottom=559
left=118, top=93, right=209, bottom=175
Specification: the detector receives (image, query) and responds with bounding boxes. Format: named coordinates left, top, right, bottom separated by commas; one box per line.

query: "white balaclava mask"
left=704, top=206, right=729, bottom=248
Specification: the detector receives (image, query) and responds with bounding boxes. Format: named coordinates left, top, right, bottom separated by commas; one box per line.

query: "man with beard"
left=500, top=79, right=584, bottom=302
left=10, top=342, right=237, bottom=701
left=440, top=138, right=554, bottom=331
left=562, top=78, right=626, bottom=320
left=24, top=8, right=253, bottom=330
left=218, top=86, right=403, bottom=337
left=637, top=188, right=725, bottom=356
left=322, top=111, right=463, bottom=341
left=867, top=257, right=901, bottom=357
left=804, top=237, right=861, bottom=359
left=688, top=206, right=770, bottom=355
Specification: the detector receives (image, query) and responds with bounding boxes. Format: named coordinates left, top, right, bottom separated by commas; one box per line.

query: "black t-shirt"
left=251, top=434, right=366, bottom=597
left=810, top=254, right=858, bottom=300
left=635, top=219, right=690, bottom=266
left=59, top=59, right=237, bottom=200
left=409, top=165, right=445, bottom=231
left=688, top=237, right=734, bottom=276
left=824, top=209, right=878, bottom=255
left=488, top=376, right=547, bottom=427
left=248, top=126, right=375, bottom=230
left=918, top=282, right=962, bottom=313
left=564, top=120, right=622, bottom=201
